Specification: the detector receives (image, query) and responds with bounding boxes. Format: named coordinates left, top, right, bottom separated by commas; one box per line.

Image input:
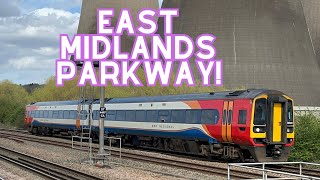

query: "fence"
left=294, top=106, right=320, bottom=116
left=228, top=162, right=320, bottom=180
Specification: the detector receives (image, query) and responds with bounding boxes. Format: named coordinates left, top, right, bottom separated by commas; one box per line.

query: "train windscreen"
left=287, top=100, right=293, bottom=123
left=254, top=98, right=267, bottom=125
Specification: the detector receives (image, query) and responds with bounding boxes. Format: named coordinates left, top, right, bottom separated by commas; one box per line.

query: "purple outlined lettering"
left=57, top=8, right=224, bottom=87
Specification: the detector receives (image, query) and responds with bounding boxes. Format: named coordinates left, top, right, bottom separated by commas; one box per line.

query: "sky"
left=0, top=0, right=162, bottom=85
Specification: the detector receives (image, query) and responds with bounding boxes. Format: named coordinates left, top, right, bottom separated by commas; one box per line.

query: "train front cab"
left=248, top=94, right=294, bottom=162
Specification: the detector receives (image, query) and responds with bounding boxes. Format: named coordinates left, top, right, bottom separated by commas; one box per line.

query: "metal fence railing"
left=104, top=136, right=122, bottom=164
left=228, top=162, right=320, bottom=180
left=294, top=106, right=320, bottom=116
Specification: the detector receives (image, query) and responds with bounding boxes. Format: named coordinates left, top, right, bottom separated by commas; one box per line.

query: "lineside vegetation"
left=289, top=113, right=320, bottom=163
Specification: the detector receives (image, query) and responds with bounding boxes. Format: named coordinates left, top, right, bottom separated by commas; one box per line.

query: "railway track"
left=0, top=128, right=28, bottom=134
left=0, top=130, right=271, bottom=179
left=0, top=146, right=103, bottom=180
left=3, top=129, right=320, bottom=179
left=267, top=165, right=320, bottom=179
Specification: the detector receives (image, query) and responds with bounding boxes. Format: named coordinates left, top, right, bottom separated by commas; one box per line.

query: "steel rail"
left=0, top=130, right=277, bottom=179
left=0, top=146, right=103, bottom=180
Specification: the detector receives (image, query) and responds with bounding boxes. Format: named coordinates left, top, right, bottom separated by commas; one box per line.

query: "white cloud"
left=9, top=56, right=54, bottom=70
left=0, top=7, right=80, bottom=84
left=32, top=47, right=59, bottom=56
left=31, top=8, right=76, bottom=18
left=9, top=56, right=37, bottom=70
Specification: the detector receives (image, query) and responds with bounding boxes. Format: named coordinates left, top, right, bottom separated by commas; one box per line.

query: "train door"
left=272, top=103, right=282, bottom=142
left=222, top=101, right=234, bottom=142
left=267, top=96, right=287, bottom=144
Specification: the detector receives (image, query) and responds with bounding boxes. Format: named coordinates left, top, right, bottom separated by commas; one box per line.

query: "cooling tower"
left=301, top=0, right=320, bottom=68
left=157, top=0, right=320, bottom=106
left=76, top=0, right=159, bottom=60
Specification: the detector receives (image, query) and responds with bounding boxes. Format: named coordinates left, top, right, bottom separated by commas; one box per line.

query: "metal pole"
left=227, top=165, right=230, bottom=180
left=97, top=86, right=105, bottom=164
left=299, top=163, right=302, bottom=175
left=109, top=138, right=111, bottom=155
left=262, top=163, right=265, bottom=180
left=89, top=138, right=92, bottom=164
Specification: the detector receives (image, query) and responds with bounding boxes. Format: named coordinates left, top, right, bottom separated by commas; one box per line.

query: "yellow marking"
left=221, top=101, right=228, bottom=142
left=250, top=95, right=267, bottom=138
left=227, top=101, right=233, bottom=142
left=287, top=132, right=294, bottom=138
left=273, top=103, right=282, bottom=142
left=76, top=118, right=80, bottom=128
left=283, top=95, right=295, bottom=139
left=184, top=101, right=201, bottom=109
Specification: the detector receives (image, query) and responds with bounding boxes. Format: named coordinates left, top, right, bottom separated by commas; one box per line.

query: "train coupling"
left=272, top=145, right=282, bottom=158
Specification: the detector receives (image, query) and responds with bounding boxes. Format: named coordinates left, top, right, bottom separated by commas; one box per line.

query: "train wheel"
left=27, top=126, right=33, bottom=133
left=31, top=127, right=38, bottom=135
left=232, top=151, right=245, bottom=163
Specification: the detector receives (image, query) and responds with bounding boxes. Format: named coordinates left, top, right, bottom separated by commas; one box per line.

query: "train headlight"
left=287, top=127, right=294, bottom=133
left=253, top=126, right=265, bottom=133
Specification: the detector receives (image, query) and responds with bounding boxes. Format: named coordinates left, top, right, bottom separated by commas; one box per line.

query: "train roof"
left=28, top=89, right=288, bottom=106
left=95, top=89, right=287, bottom=104
left=29, top=100, right=80, bottom=106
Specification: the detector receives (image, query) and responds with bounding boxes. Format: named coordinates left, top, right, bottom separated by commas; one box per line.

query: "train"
left=24, top=89, right=294, bottom=162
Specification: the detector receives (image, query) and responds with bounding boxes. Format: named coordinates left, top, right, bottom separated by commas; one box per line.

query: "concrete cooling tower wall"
left=76, top=0, right=159, bottom=59
left=157, top=0, right=320, bottom=106
left=301, top=0, right=320, bottom=68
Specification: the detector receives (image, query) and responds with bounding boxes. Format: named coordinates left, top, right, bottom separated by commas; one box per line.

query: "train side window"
left=158, top=110, right=170, bottom=122
left=136, top=110, right=145, bottom=122
left=228, top=110, right=233, bottom=125
left=58, top=111, right=64, bottom=119
left=92, top=110, right=98, bottom=120
left=125, top=111, right=135, bottom=121
left=30, top=111, right=35, bottom=118
left=116, top=111, right=125, bottom=121
left=254, top=98, right=267, bottom=125
left=146, top=110, right=157, bottom=122
left=238, top=110, right=247, bottom=124
left=35, top=111, right=40, bottom=118
left=186, top=110, right=200, bottom=124
left=159, top=110, right=169, bottom=116
left=48, top=111, right=53, bottom=118
left=43, top=111, right=48, bottom=118
left=222, top=110, right=227, bottom=125
left=63, top=111, right=69, bottom=119
left=201, top=109, right=219, bottom=124
left=80, top=110, right=87, bottom=120
left=171, top=110, right=185, bottom=123
left=53, top=111, right=59, bottom=119
left=39, top=111, right=44, bottom=118
left=70, top=111, right=77, bottom=119
left=107, top=110, right=116, bottom=120
left=96, top=110, right=101, bottom=120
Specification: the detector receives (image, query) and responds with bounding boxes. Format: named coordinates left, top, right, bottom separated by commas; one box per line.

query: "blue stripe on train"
left=32, top=120, right=218, bottom=142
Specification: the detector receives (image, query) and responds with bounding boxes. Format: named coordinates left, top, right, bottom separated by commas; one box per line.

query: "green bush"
left=289, top=113, right=320, bottom=162
left=0, top=80, right=30, bottom=127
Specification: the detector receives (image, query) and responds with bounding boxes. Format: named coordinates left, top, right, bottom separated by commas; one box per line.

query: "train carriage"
left=25, top=89, right=294, bottom=162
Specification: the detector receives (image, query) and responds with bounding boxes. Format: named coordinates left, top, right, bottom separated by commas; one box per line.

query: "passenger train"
left=24, top=89, right=294, bottom=162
